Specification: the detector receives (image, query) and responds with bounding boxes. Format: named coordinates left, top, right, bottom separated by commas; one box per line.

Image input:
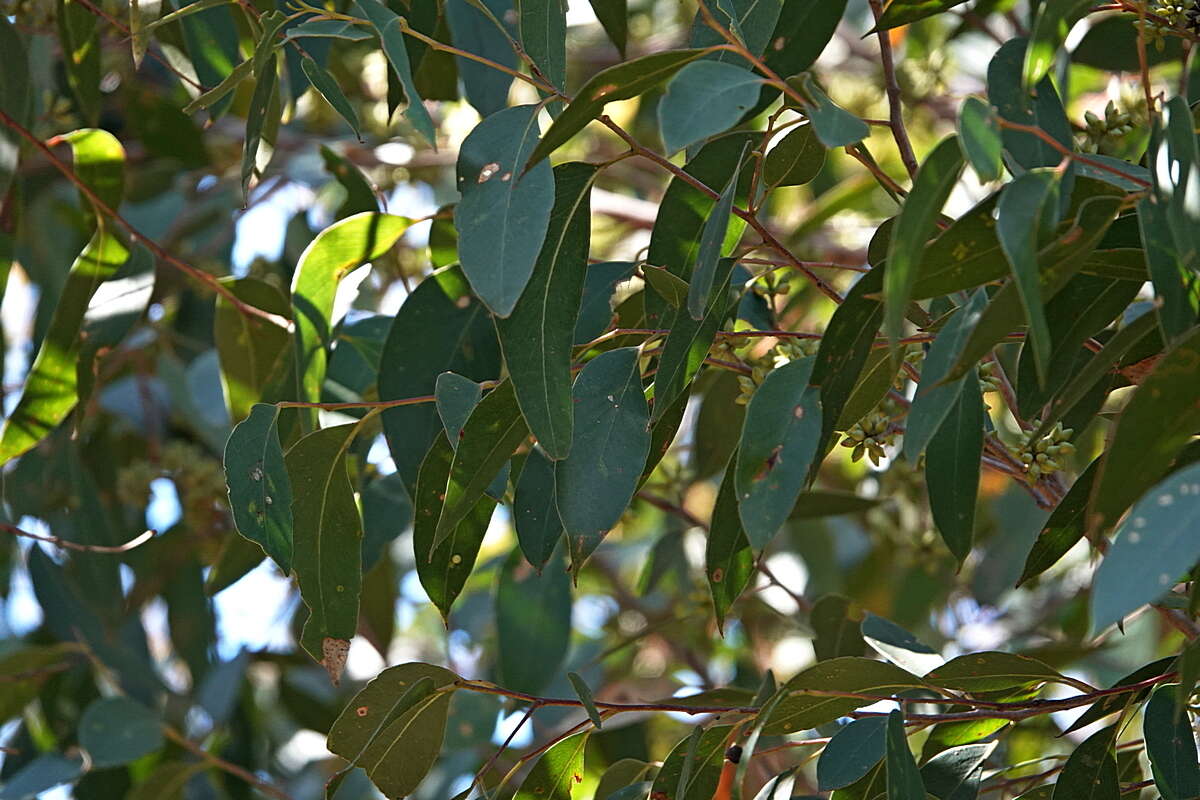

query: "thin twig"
left=4, top=523, right=155, bottom=554
left=867, top=0, right=920, bottom=179
left=163, top=726, right=293, bottom=800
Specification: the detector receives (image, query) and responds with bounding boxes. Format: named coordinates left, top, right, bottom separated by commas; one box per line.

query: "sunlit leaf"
left=514, top=732, right=589, bottom=800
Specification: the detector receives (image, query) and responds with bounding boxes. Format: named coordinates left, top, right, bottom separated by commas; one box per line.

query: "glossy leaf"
left=285, top=423, right=363, bottom=673
left=687, top=150, right=744, bottom=321
left=798, top=73, right=869, bottom=148
left=818, top=717, right=887, bottom=790
left=455, top=105, right=555, bottom=317
left=659, top=62, right=762, bottom=155
left=903, top=289, right=987, bottom=462
left=1091, top=461, right=1200, bottom=634
left=555, top=347, right=651, bottom=572
left=644, top=265, right=689, bottom=308
left=766, top=658, right=924, bottom=734
left=1023, top=0, right=1092, bottom=91
left=357, top=0, right=436, bottom=145
left=957, top=97, right=1002, bottom=182
left=496, top=162, right=596, bottom=458
left=690, top=0, right=784, bottom=61
left=497, top=546, right=572, bottom=695
left=413, top=434, right=495, bottom=619
left=1144, top=685, right=1200, bottom=800
left=811, top=595, right=867, bottom=661
left=871, top=0, right=967, bottom=30
left=706, top=456, right=754, bottom=631
left=1050, top=726, right=1119, bottom=800
left=513, top=446, right=563, bottom=571
left=924, top=652, right=1074, bottom=693
left=223, top=403, right=294, bottom=573
left=514, top=732, right=589, bottom=800
left=241, top=45, right=278, bottom=199
left=886, top=710, right=925, bottom=800
left=1089, top=326, right=1200, bottom=536
left=357, top=688, right=453, bottom=798
left=649, top=726, right=730, bottom=800
left=526, top=49, right=707, bottom=168
left=764, top=0, right=847, bottom=78
left=300, top=54, right=361, bottom=140
left=79, top=697, right=164, bottom=767
left=884, top=135, right=963, bottom=348
left=435, top=372, right=484, bottom=447
left=926, top=375, right=983, bottom=563
left=764, top=123, right=825, bottom=187
left=380, top=268, right=502, bottom=493
left=0, top=130, right=128, bottom=467
left=655, top=257, right=737, bottom=418
left=735, top=357, right=823, bottom=551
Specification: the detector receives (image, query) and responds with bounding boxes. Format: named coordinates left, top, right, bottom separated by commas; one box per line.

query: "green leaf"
left=514, top=731, right=589, bottom=800
left=908, top=194, right=1004, bottom=300
left=886, top=710, right=925, bottom=800
left=526, top=49, right=708, bottom=168
left=1050, top=726, right=1119, bottom=800
left=659, top=62, right=762, bottom=155
left=655, top=258, right=737, bottom=418
left=1089, top=326, right=1200, bottom=536
left=926, top=375, right=983, bottom=563
left=691, top=0, right=784, bottom=61
left=455, top=104, right=555, bottom=317
left=766, top=657, right=924, bottom=734
left=1023, top=0, right=1092, bottom=91
left=435, top=372, right=484, bottom=447
left=1179, top=640, right=1200, bottom=716
left=413, top=434, right=495, bottom=619
left=706, top=455, right=754, bottom=631
left=884, top=135, right=964, bottom=348
left=519, top=0, right=566, bottom=94
left=811, top=594, right=867, bottom=661
left=1064, top=657, right=1177, bottom=735
left=58, top=0, right=100, bottom=124
left=764, top=123, right=825, bottom=187
left=687, top=151, right=745, bottom=321
left=997, top=169, right=1060, bottom=383
left=871, top=0, right=968, bottom=31
left=1091, top=460, right=1200, bottom=634
left=301, top=54, right=362, bottom=140
left=568, top=672, right=603, bottom=729
left=735, top=357, right=822, bottom=551
left=902, top=289, right=987, bottom=462
left=588, top=0, right=627, bottom=57
left=797, top=73, right=869, bottom=148
left=555, top=347, right=651, bottom=573
left=496, top=546, right=572, bottom=694
left=434, top=380, right=527, bottom=545
left=920, top=743, right=994, bottom=800
left=292, top=212, right=411, bottom=427
left=957, top=97, right=1002, bottom=183
left=861, top=613, right=944, bottom=675
left=329, top=662, right=457, bottom=765
left=575, top=261, right=639, bottom=343
left=644, top=265, right=690, bottom=308
left=0, top=17, right=30, bottom=200
left=1144, top=685, right=1200, bottom=800
left=182, top=59, right=253, bottom=115
left=0, top=753, right=85, bottom=800
left=924, top=652, right=1074, bottom=693
left=0, top=130, right=129, bottom=467
left=764, top=0, right=847, bottom=78
left=285, top=423, right=363, bottom=673
left=513, top=446, right=563, bottom=570
left=358, top=688, right=453, bottom=798
left=79, top=697, right=164, bottom=767
left=596, top=760, right=654, bottom=800
left=213, top=278, right=292, bottom=422
left=987, top=39, right=1074, bottom=175
left=496, top=162, right=596, bottom=458
left=818, top=717, right=887, bottom=790
left=650, top=726, right=731, bottom=800
left=445, top=0, right=517, bottom=117
left=380, top=267, right=501, bottom=493
left=357, top=0, right=437, bottom=145
left=0, top=645, right=80, bottom=720
left=223, top=403, right=294, bottom=574
left=1073, top=16, right=1186, bottom=70
left=285, top=19, right=373, bottom=40
left=241, top=49, right=278, bottom=199
left=1138, top=189, right=1200, bottom=344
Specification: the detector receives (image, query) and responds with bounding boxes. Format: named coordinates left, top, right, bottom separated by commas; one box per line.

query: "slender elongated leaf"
left=496, top=162, right=596, bottom=457
left=519, top=0, right=566, bottom=94
left=706, top=455, right=754, bottom=631
left=884, top=135, right=964, bottom=348
left=798, top=73, right=869, bottom=147
left=1050, top=726, right=1119, bottom=800
left=568, top=672, right=603, bottom=729
left=886, top=710, right=925, bottom=800
left=924, top=652, right=1075, bottom=693
left=445, top=0, right=517, bottom=117
left=1023, top=0, right=1092, bottom=91
left=300, top=54, right=361, bottom=140
left=214, top=278, right=292, bottom=422
left=357, top=0, right=437, bottom=145
left=659, top=62, right=762, bottom=155
left=1144, top=685, right=1200, bottom=800
left=555, top=347, right=651, bottom=572
left=687, top=152, right=744, bottom=321
left=497, top=546, right=572, bottom=695
left=435, top=372, right=484, bottom=447
left=513, top=446, right=563, bottom=571
left=285, top=424, right=363, bottom=675
left=957, top=97, right=1002, bottom=182
left=224, top=403, right=294, bottom=573
left=650, top=727, right=731, bottom=800
left=872, top=0, right=967, bottom=31
left=862, top=613, right=944, bottom=675
left=766, top=658, right=925, bottom=734
left=588, top=0, right=627, bottom=57
left=926, top=375, right=983, bottom=562
left=0, top=18, right=30, bottom=200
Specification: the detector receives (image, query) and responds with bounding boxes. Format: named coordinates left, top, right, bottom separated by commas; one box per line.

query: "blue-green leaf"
left=926, top=376, right=983, bottom=563
left=519, top=0, right=566, bottom=95
left=659, top=62, right=762, bottom=155
left=436, top=372, right=484, bottom=448
left=798, top=73, right=868, bottom=148
left=513, top=446, right=563, bottom=571
left=735, top=357, right=823, bottom=551
left=224, top=403, right=294, bottom=573
left=1023, top=0, right=1092, bottom=91
left=1144, top=685, right=1200, bottom=800
left=957, top=97, right=1002, bottom=182
left=764, top=123, right=825, bottom=187
left=987, top=38, right=1074, bottom=176
left=1050, top=726, right=1119, bottom=800
left=588, top=0, right=626, bottom=57
left=357, top=0, right=437, bottom=145
left=886, top=710, right=924, bottom=800
left=569, top=671, right=604, bottom=729
left=455, top=104, right=555, bottom=317
left=687, top=150, right=745, bottom=321
left=706, top=454, right=754, bottom=632
left=497, top=546, right=572, bottom=695
left=79, top=697, right=164, bottom=767
left=300, top=54, right=362, bottom=140
left=555, top=347, right=651, bottom=573
left=818, top=717, right=887, bottom=790
left=445, top=0, right=517, bottom=117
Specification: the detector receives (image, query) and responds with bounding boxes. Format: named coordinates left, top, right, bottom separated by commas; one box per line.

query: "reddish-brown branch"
left=867, top=0, right=920, bottom=180
left=4, top=523, right=155, bottom=554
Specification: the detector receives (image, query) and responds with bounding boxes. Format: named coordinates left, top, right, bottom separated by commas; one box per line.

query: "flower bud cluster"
left=1008, top=421, right=1076, bottom=480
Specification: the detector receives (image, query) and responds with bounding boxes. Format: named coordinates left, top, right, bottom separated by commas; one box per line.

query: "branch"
left=867, top=0, right=920, bottom=180
left=995, top=118, right=1151, bottom=187
left=163, top=726, right=293, bottom=800
left=4, top=523, right=155, bottom=554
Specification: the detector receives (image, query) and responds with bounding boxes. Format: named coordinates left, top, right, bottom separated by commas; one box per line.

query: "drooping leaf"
left=435, top=372, right=484, bottom=448
left=455, top=104, right=555, bottom=317
left=445, top=0, right=517, bottom=117
left=902, top=289, right=987, bottom=462
left=886, top=710, right=925, bottom=800
left=0, top=130, right=129, bottom=467
left=690, top=0, right=784, bottom=62
left=496, top=546, right=572, bottom=695
left=1144, top=685, right=1200, bottom=800
left=514, top=732, right=590, bottom=800
left=766, top=658, right=925, bottom=734
left=924, top=652, right=1075, bottom=693
left=58, top=0, right=101, bottom=123
left=920, top=742, right=995, bottom=800
left=526, top=49, right=708, bottom=168
left=1090, top=460, right=1200, bottom=634
left=884, top=135, right=964, bottom=348
left=241, top=25, right=281, bottom=199
left=659, top=62, right=762, bottom=155
left=0, top=753, right=85, bottom=800
left=1050, top=726, right=1119, bottom=800
left=513, top=446, right=563, bottom=571
left=575, top=261, right=639, bottom=344
left=957, top=97, right=1002, bottom=182
left=357, top=0, right=437, bottom=145
left=686, top=150, right=745, bottom=322
left=285, top=423, right=363, bottom=673
left=926, top=375, right=983, bottom=563
left=413, top=434, right=495, bottom=619
left=735, top=357, right=822, bottom=551
left=568, top=672, right=603, bottom=729
left=223, top=403, right=294, bottom=573
left=861, top=613, right=944, bottom=675
left=519, top=0, right=567, bottom=95
left=0, top=17, right=31, bottom=200
left=496, top=162, right=596, bottom=457
left=78, top=697, right=164, bottom=768
left=588, top=0, right=627, bottom=57
left=811, top=594, right=866, bottom=661
left=300, top=54, right=362, bottom=140
left=555, top=347, right=651, bottom=573
left=871, top=0, right=968, bottom=31
left=763, top=0, right=847, bottom=78
left=1089, top=326, right=1200, bottom=536
left=764, top=123, right=826, bottom=187
left=291, top=212, right=412, bottom=428
left=797, top=73, right=869, bottom=148
left=1023, top=0, right=1092, bottom=91
left=706, top=455, right=754, bottom=631
left=818, top=717, right=887, bottom=790
left=358, top=688, right=453, bottom=798
left=649, top=726, right=731, bottom=800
